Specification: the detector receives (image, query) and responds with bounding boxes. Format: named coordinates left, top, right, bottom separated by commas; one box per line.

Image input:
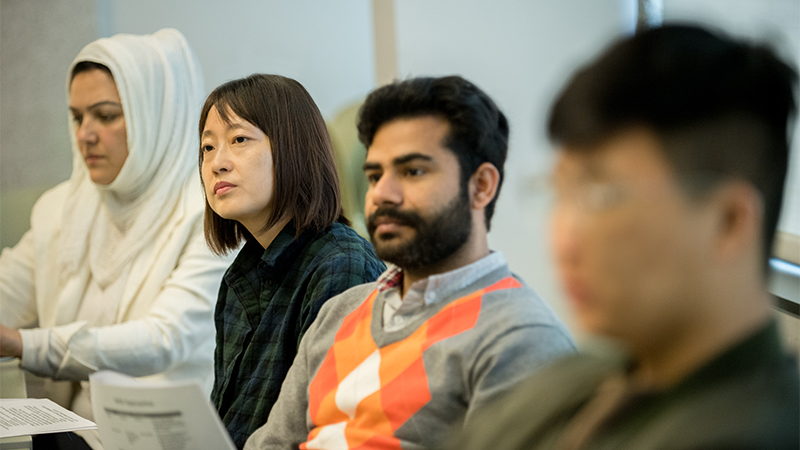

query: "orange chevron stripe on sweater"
left=303, top=276, right=522, bottom=449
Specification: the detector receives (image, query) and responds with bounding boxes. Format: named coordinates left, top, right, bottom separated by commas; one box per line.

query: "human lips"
left=561, top=274, right=592, bottom=310
left=370, top=215, right=411, bottom=235
left=367, top=208, right=421, bottom=237
left=214, top=181, right=236, bottom=195
left=83, top=153, right=105, bottom=165
left=376, top=221, right=403, bottom=234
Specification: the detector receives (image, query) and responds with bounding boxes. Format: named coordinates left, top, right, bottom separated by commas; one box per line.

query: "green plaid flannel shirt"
left=211, top=221, right=385, bottom=448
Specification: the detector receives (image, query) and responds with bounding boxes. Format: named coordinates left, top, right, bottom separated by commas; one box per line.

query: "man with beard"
left=244, top=76, right=576, bottom=450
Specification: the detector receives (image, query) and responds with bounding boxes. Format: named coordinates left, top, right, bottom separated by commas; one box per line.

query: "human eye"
left=96, top=111, right=121, bottom=124
left=200, top=143, right=215, bottom=153
left=365, top=171, right=382, bottom=184
left=71, top=114, right=83, bottom=126
left=404, top=166, right=425, bottom=177
left=577, top=182, right=627, bottom=212
left=233, top=136, right=249, bottom=145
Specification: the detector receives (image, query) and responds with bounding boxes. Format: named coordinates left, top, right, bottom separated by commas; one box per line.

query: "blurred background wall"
left=1, top=0, right=798, bottom=339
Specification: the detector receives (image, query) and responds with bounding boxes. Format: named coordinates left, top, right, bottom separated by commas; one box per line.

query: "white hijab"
left=57, top=29, right=204, bottom=288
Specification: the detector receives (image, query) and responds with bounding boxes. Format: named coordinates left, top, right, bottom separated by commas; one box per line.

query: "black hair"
left=71, top=61, right=112, bottom=82
left=357, top=76, right=509, bottom=230
left=549, top=24, right=797, bottom=262
left=199, top=74, right=347, bottom=255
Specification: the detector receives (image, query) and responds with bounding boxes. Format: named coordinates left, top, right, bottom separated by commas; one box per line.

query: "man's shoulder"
left=314, top=282, right=379, bottom=324
left=470, top=269, right=571, bottom=330
left=515, top=348, right=799, bottom=447
left=507, top=351, right=614, bottom=402
left=662, top=351, right=799, bottom=448
left=428, top=268, right=577, bottom=366
left=447, top=352, right=610, bottom=450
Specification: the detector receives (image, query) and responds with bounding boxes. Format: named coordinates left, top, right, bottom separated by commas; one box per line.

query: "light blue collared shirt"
left=381, top=251, right=506, bottom=332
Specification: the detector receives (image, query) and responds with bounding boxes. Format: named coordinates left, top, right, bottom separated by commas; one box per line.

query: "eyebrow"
left=69, top=101, right=122, bottom=112
left=201, top=123, right=248, bottom=138
left=362, top=152, right=434, bottom=171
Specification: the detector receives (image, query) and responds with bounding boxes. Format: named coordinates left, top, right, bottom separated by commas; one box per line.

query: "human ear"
left=712, top=181, right=762, bottom=262
left=469, top=162, right=501, bottom=210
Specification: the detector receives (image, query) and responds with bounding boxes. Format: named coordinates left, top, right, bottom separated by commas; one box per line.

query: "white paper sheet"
left=90, top=371, right=235, bottom=450
left=0, top=398, right=97, bottom=438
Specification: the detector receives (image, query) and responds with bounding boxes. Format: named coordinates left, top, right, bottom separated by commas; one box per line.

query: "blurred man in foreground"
left=453, top=24, right=799, bottom=449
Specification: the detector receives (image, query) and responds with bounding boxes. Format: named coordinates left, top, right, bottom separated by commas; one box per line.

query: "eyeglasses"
left=530, top=172, right=729, bottom=214
left=553, top=181, right=631, bottom=212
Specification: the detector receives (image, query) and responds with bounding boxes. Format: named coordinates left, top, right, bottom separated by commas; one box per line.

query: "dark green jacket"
left=452, top=320, right=799, bottom=450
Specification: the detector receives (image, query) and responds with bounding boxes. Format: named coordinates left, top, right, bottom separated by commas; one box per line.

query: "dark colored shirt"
left=451, top=320, right=800, bottom=450
left=211, top=221, right=385, bottom=449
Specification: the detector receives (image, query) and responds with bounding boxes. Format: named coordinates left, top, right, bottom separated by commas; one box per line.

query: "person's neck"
left=248, top=216, right=292, bottom=250
left=400, top=234, right=490, bottom=298
left=630, top=287, right=771, bottom=390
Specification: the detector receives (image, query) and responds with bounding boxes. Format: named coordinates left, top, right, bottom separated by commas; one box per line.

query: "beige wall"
left=0, top=0, right=98, bottom=249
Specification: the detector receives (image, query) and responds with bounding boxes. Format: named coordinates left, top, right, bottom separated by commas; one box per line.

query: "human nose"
left=208, top=144, right=233, bottom=175
left=367, top=172, right=403, bottom=208
left=75, top=117, right=98, bottom=146
left=550, top=202, right=583, bottom=270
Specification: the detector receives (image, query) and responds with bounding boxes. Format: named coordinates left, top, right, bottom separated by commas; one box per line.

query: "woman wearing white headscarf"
left=0, top=29, right=231, bottom=449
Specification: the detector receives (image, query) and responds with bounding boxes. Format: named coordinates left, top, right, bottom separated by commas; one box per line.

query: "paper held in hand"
left=90, top=371, right=236, bottom=450
left=0, top=398, right=97, bottom=438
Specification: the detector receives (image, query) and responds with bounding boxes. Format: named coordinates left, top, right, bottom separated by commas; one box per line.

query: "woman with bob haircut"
left=0, top=29, right=232, bottom=450
left=199, top=73, right=385, bottom=448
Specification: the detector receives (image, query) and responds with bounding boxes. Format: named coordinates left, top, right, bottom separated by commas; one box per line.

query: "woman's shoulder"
left=173, top=176, right=207, bottom=219
left=34, top=181, right=72, bottom=205
left=29, top=181, right=74, bottom=222
left=294, top=223, right=385, bottom=283
left=307, top=222, right=380, bottom=262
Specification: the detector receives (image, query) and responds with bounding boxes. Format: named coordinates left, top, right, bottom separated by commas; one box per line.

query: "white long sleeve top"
left=0, top=180, right=231, bottom=395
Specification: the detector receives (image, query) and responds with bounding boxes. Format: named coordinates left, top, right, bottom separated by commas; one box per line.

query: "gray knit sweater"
left=245, top=262, right=576, bottom=450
